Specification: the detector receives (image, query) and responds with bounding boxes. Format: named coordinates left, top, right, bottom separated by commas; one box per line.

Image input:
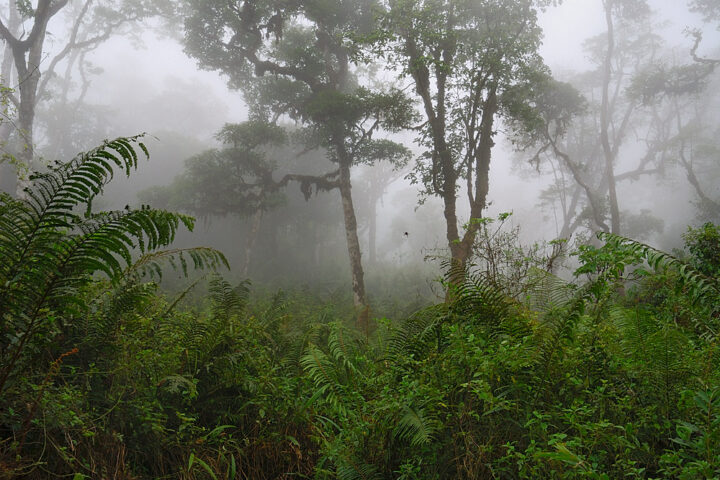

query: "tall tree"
left=0, top=0, right=68, bottom=166
left=183, top=0, right=414, bottom=314
left=380, top=0, right=550, bottom=278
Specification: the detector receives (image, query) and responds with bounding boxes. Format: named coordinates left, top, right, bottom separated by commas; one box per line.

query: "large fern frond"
left=125, top=247, right=228, bottom=282
left=522, top=267, right=576, bottom=313
left=0, top=137, right=212, bottom=395
left=1, top=137, right=148, bottom=274
left=388, top=304, right=447, bottom=360
left=0, top=137, right=175, bottom=319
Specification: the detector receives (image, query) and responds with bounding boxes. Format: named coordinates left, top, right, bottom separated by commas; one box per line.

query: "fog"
left=2, top=0, right=720, bottom=305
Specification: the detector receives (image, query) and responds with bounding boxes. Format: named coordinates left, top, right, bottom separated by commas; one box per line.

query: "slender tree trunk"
left=548, top=136, right=610, bottom=232
left=241, top=209, right=263, bottom=278
left=15, top=26, right=46, bottom=166
left=601, top=0, right=621, bottom=234
left=0, top=1, right=19, bottom=194
left=368, top=194, right=377, bottom=265
left=559, top=185, right=583, bottom=239
left=338, top=161, right=367, bottom=311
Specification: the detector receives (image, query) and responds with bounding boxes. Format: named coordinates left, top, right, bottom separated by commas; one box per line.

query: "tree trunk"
left=15, top=26, right=46, bottom=167
left=338, top=161, right=367, bottom=314
left=241, top=209, right=263, bottom=278
left=0, top=1, right=19, bottom=194
left=458, top=91, right=497, bottom=260
left=368, top=193, right=377, bottom=265
left=601, top=0, right=621, bottom=234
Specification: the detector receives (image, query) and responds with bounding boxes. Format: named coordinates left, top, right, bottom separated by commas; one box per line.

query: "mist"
left=0, top=0, right=716, bottom=302
left=4, top=1, right=720, bottom=477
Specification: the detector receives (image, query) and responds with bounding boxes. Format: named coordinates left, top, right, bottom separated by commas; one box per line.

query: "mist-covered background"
left=2, top=0, right=719, bottom=302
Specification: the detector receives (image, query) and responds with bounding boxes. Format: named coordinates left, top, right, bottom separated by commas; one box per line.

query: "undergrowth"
left=1, top=140, right=719, bottom=478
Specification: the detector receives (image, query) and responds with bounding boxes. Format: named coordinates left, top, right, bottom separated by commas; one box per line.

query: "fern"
left=394, top=404, right=441, bottom=447
left=451, top=269, right=512, bottom=328
left=127, top=247, right=228, bottom=282
left=0, top=137, right=220, bottom=396
left=301, top=343, right=348, bottom=415
left=300, top=323, right=366, bottom=418
left=388, top=304, right=447, bottom=360
left=208, top=275, right=250, bottom=321
left=335, top=461, right=382, bottom=480
left=522, top=267, right=576, bottom=313
left=610, top=306, right=693, bottom=413
left=598, top=232, right=720, bottom=307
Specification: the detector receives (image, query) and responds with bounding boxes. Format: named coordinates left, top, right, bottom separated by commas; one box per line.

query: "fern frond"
left=301, top=344, right=347, bottom=415
left=128, top=247, right=228, bottom=281
left=327, top=324, right=363, bottom=376
left=598, top=232, right=720, bottom=306
left=3, top=137, right=148, bottom=271
left=388, top=304, right=447, bottom=360
left=209, top=275, right=250, bottom=321
left=336, top=461, right=382, bottom=480
left=522, top=267, right=575, bottom=312
left=0, top=137, right=213, bottom=396
left=0, top=137, right=194, bottom=321
left=394, top=404, right=441, bottom=447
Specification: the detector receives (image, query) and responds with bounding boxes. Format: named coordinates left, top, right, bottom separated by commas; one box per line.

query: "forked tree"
left=379, top=0, right=552, bottom=281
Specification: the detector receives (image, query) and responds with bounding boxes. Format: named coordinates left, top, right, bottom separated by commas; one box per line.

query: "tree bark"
left=456, top=91, right=498, bottom=266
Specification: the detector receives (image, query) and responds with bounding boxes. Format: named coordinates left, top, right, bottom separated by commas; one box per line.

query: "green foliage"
left=3, top=146, right=720, bottom=480
left=684, top=223, right=720, bottom=278
left=0, top=137, right=229, bottom=477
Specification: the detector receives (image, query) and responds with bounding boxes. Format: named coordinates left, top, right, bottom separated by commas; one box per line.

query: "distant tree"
left=355, top=144, right=411, bottom=265
left=517, top=0, right=684, bottom=240
left=666, top=72, right=720, bottom=221
left=378, top=0, right=551, bottom=280
left=0, top=0, right=176, bottom=192
left=506, top=76, right=597, bottom=238
left=146, top=121, right=289, bottom=277
left=183, top=0, right=415, bottom=315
